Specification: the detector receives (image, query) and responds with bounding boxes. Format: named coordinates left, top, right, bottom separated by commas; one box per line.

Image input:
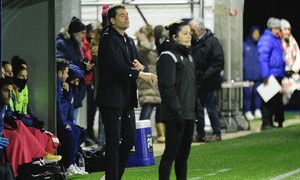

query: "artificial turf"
left=67, top=120, right=300, bottom=180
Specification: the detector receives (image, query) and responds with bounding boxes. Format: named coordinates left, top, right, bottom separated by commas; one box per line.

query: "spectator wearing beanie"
left=100, top=4, right=109, bottom=37
left=56, top=16, right=94, bottom=122
left=153, top=25, right=168, bottom=54
left=101, top=4, right=109, bottom=28
left=258, top=17, right=285, bottom=130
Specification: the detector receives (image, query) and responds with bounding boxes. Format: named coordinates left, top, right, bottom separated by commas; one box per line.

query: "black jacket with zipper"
left=190, top=29, right=224, bottom=90
left=97, top=25, right=140, bottom=109
left=157, top=39, right=201, bottom=121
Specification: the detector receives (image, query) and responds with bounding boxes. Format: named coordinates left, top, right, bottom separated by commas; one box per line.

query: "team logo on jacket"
left=188, top=55, right=193, bottom=62
left=180, top=56, right=184, bottom=61
left=1, top=112, right=4, bottom=120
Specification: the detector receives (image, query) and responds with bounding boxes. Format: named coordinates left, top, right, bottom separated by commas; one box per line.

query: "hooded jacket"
left=243, top=26, right=261, bottom=81
left=56, top=28, right=85, bottom=70
left=190, top=29, right=224, bottom=90
left=157, top=39, right=199, bottom=121
left=56, top=28, right=87, bottom=108
left=135, top=30, right=161, bottom=106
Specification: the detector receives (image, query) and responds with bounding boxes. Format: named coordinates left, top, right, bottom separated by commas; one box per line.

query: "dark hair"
left=2, top=61, right=9, bottom=67
left=107, top=4, right=126, bottom=25
left=0, top=77, right=13, bottom=89
left=56, top=58, right=69, bottom=73
left=13, top=65, right=26, bottom=77
left=165, top=21, right=188, bottom=39
left=11, top=56, right=27, bottom=68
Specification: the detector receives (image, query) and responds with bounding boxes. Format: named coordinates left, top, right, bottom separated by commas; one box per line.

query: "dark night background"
left=244, top=0, right=300, bottom=110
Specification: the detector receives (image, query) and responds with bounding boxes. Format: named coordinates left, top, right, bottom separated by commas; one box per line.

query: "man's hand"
left=133, top=60, right=144, bottom=71
left=0, top=137, right=9, bottom=149
left=63, top=82, right=69, bottom=92
left=138, top=72, right=157, bottom=83
left=84, top=62, right=94, bottom=71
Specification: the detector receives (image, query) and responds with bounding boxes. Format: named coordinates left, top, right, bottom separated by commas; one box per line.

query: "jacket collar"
left=109, top=26, right=132, bottom=64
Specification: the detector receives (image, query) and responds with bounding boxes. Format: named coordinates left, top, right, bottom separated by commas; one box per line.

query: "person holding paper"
left=258, top=17, right=285, bottom=130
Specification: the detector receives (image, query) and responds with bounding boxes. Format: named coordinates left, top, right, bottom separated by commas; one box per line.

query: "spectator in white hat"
left=281, top=19, right=300, bottom=76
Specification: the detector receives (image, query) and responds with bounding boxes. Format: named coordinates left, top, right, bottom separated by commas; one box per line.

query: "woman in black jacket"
left=157, top=21, right=199, bottom=180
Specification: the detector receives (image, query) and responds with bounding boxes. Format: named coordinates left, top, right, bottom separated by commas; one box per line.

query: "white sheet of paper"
left=257, top=75, right=282, bottom=102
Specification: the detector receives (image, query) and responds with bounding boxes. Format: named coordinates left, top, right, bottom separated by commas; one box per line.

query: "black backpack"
left=16, top=158, right=65, bottom=180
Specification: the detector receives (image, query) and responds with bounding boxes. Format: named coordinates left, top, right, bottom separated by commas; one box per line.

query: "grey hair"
left=189, top=18, right=205, bottom=29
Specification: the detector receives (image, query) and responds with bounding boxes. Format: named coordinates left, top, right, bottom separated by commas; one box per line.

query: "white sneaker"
left=255, top=109, right=262, bottom=119
left=245, top=111, right=255, bottom=121
left=73, top=163, right=89, bottom=175
left=100, top=175, right=105, bottom=180
left=65, top=164, right=78, bottom=176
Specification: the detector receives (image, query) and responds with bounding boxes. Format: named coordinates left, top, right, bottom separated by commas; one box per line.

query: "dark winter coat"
left=97, top=26, right=140, bottom=109
left=135, top=31, right=161, bottom=106
left=190, top=29, right=224, bottom=90
left=56, top=29, right=87, bottom=108
left=157, top=39, right=199, bottom=121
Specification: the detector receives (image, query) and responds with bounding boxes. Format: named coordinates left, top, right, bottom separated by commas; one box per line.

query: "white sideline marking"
left=189, top=177, right=201, bottom=180
left=218, top=168, right=231, bottom=173
left=270, top=168, right=300, bottom=180
left=188, top=168, right=231, bottom=180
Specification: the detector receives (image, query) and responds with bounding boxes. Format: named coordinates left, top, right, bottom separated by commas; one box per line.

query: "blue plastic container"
left=126, top=120, right=155, bottom=167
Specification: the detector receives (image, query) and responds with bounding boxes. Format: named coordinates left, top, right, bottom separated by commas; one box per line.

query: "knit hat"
left=153, top=25, right=164, bottom=39
left=86, top=23, right=93, bottom=34
left=68, top=16, right=86, bottom=34
left=281, top=19, right=291, bottom=30
left=267, top=17, right=281, bottom=29
left=102, top=4, right=109, bottom=15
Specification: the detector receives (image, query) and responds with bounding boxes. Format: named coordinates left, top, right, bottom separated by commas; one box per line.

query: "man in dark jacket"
left=97, top=4, right=157, bottom=180
left=189, top=18, right=225, bottom=142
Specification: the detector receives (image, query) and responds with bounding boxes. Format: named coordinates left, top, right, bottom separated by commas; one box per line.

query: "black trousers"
left=261, top=77, right=284, bottom=126
left=86, top=84, right=97, bottom=138
left=99, top=106, right=136, bottom=180
left=159, top=120, right=194, bottom=180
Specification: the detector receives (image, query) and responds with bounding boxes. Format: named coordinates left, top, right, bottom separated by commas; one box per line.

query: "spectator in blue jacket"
left=56, top=16, right=94, bottom=122
left=258, top=17, right=285, bottom=130
left=243, top=26, right=262, bottom=121
left=0, top=78, right=11, bottom=155
left=66, top=64, right=85, bottom=124
left=56, top=59, right=88, bottom=176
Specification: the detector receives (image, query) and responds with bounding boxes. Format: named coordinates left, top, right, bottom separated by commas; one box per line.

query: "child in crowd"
left=56, top=58, right=88, bottom=176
